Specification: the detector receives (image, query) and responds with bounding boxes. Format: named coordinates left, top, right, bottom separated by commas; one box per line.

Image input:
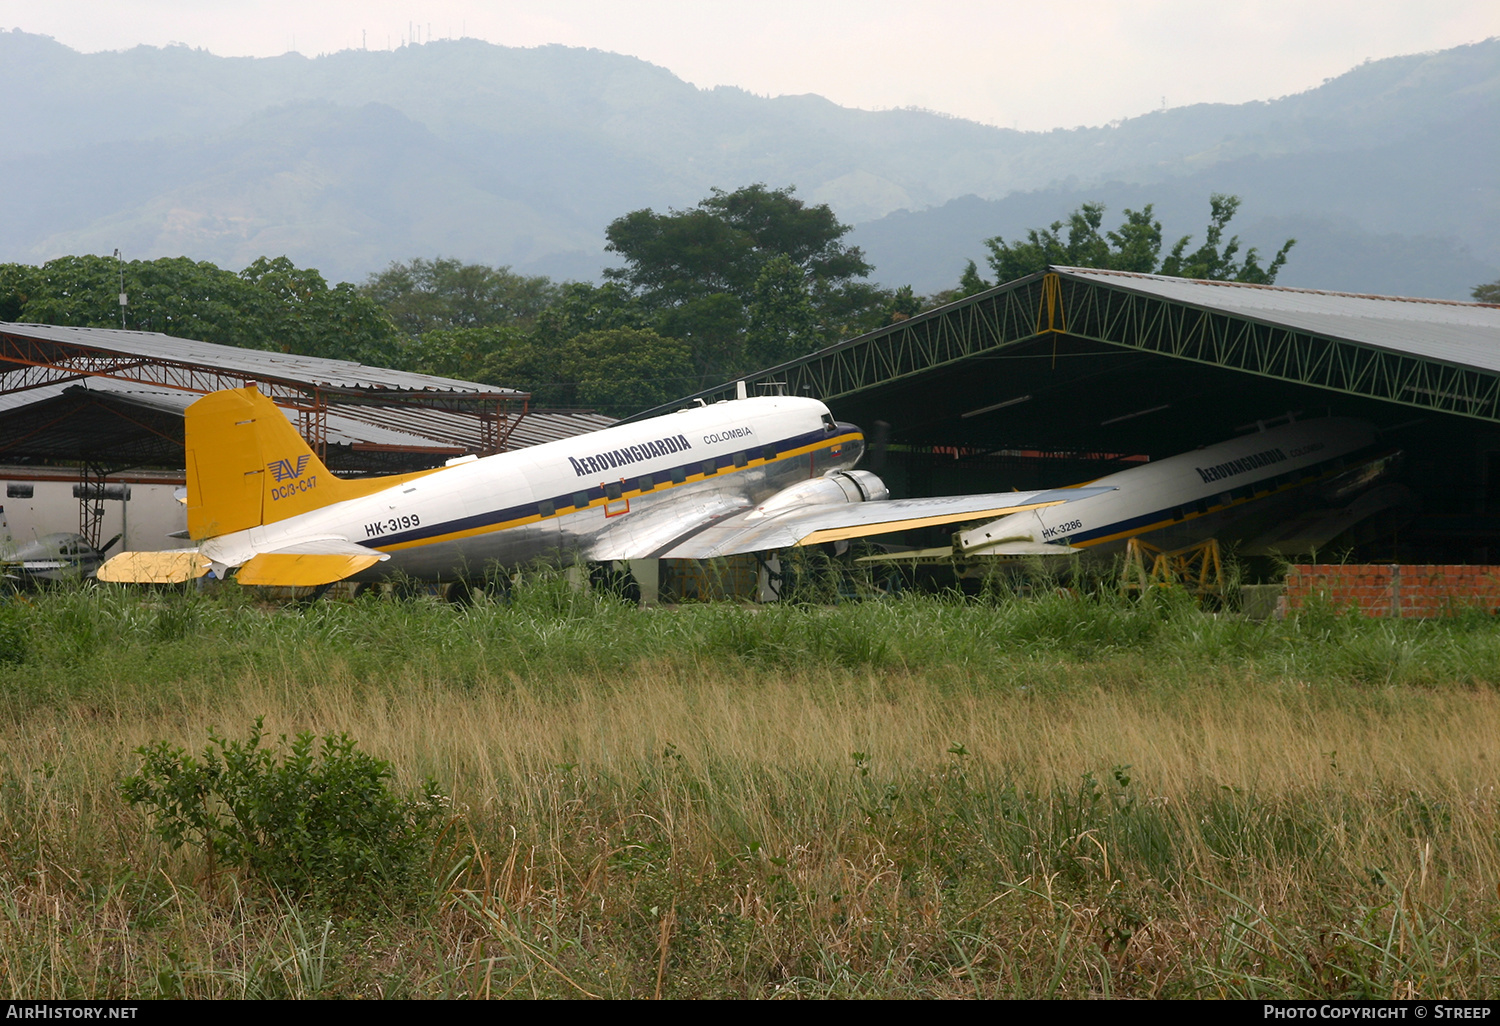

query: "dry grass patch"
left=1, top=584, right=1498, bottom=996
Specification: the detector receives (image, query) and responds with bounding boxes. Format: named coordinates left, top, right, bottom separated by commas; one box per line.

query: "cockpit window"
left=821, top=413, right=837, bottom=432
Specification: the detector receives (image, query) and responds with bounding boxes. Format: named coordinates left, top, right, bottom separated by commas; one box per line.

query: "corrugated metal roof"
left=0, top=322, right=525, bottom=396
left=327, top=400, right=615, bottom=451
left=0, top=379, right=614, bottom=456
left=0, top=321, right=618, bottom=467
left=1058, top=268, right=1500, bottom=372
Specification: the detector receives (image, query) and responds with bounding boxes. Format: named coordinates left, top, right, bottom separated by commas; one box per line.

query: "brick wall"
left=1281, top=564, right=1500, bottom=618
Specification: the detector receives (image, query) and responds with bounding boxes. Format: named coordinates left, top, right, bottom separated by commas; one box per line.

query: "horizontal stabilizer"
left=261, top=536, right=389, bottom=559
left=97, top=550, right=210, bottom=584
left=235, top=552, right=385, bottom=587
left=855, top=546, right=955, bottom=564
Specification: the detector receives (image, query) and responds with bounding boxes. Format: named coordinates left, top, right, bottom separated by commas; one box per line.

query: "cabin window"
left=733, top=451, right=748, bottom=468
left=572, top=491, right=590, bottom=509
left=671, top=466, right=686, bottom=484
left=538, top=500, right=556, bottom=518
left=604, top=481, right=623, bottom=500
left=1195, top=499, right=1210, bottom=516
left=639, top=474, right=655, bottom=492
left=762, top=444, right=778, bottom=462
left=702, top=459, right=718, bottom=477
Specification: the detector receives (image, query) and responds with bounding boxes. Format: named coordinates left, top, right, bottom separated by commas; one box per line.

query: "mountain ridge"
left=1, top=30, right=1495, bottom=297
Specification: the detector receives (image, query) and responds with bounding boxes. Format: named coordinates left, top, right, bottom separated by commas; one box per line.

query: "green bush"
left=121, top=719, right=446, bottom=910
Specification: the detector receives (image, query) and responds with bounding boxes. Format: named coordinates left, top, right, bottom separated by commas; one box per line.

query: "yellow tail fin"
left=185, top=387, right=429, bottom=541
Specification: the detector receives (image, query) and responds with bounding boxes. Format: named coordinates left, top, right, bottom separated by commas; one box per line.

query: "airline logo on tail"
left=269, top=455, right=312, bottom=482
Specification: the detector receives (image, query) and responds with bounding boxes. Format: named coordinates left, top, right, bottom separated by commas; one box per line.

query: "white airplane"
left=97, top=386, right=1108, bottom=588
left=944, top=414, right=1406, bottom=561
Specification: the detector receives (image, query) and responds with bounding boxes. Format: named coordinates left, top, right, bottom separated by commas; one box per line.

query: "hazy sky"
left=2, top=1, right=1497, bottom=130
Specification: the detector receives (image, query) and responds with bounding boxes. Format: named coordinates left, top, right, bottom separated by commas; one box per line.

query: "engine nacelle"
left=749, top=470, right=890, bottom=519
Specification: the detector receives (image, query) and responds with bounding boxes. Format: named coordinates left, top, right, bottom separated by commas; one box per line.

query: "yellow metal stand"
left=1121, top=537, right=1223, bottom=597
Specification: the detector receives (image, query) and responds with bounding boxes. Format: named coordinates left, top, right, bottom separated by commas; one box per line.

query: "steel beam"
left=1060, top=277, right=1500, bottom=423
left=632, top=270, right=1500, bottom=426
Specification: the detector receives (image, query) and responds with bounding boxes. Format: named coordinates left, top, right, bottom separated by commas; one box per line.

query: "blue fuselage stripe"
left=359, top=425, right=843, bottom=550
left=1065, top=451, right=1360, bottom=546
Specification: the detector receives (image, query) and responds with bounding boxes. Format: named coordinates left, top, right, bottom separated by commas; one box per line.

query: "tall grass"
left=0, top=577, right=1497, bottom=997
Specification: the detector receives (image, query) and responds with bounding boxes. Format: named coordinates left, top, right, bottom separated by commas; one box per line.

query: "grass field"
left=1, top=576, right=1498, bottom=998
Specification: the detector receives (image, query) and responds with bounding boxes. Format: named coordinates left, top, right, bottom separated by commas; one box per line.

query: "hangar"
left=638, top=267, right=1500, bottom=565
left=0, top=322, right=611, bottom=550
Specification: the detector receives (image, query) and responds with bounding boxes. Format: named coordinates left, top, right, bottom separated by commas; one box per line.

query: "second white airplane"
left=950, top=414, right=1404, bottom=560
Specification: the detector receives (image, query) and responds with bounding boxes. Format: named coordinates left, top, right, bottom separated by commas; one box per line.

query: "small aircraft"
left=1, top=531, right=119, bottom=586
left=98, top=386, right=1108, bottom=588
left=936, top=414, right=1407, bottom=562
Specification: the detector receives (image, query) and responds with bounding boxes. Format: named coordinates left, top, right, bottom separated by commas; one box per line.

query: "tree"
left=745, top=254, right=821, bottom=366
left=232, top=256, right=403, bottom=365
left=527, top=281, right=649, bottom=348
left=460, top=324, right=693, bottom=415
left=958, top=260, right=991, bottom=297
left=361, top=257, right=560, bottom=336
left=967, top=195, right=1295, bottom=289
left=1474, top=278, right=1500, bottom=304
left=556, top=328, right=694, bottom=416
left=602, top=183, right=881, bottom=380
left=14, top=255, right=250, bottom=340
left=0, top=263, right=34, bottom=322
left=0, top=253, right=403, bottom=366
left=399, top=324, right=533, bottom=384
left=393, top=282, right=694, bottom=415
left=1157, top=195, right=1294, bottom=284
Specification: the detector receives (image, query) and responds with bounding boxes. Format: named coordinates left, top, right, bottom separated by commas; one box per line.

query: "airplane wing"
left=1241, top=483, right=1415, bottom=556
left=610, top=487, right=1111, bottom=561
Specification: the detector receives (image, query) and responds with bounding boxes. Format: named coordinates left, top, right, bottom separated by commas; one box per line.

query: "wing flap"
left=855, top=539, right=1081, bottom=564
left=653, top=487, right=1112, bottom=559
left=584, top=496, right=753, bottom=562
left=795, top=500, right=1063, bottom=545
left=97, top=550, right=211, bottom=584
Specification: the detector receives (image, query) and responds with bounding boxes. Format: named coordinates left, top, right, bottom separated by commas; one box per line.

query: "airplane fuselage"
left=200, top=396, right=865, bottom=580
left=958, top=417, right=1383, bottom=557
